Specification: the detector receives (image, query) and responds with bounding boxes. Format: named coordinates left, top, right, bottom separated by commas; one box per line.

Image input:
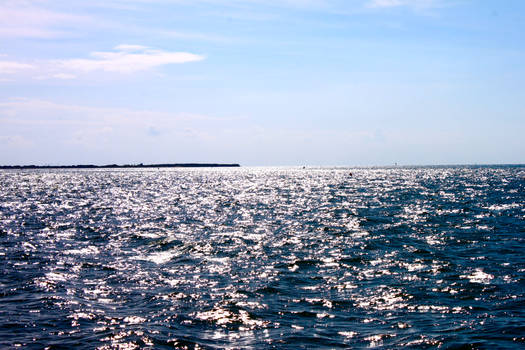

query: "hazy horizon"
left=1, top=162, right=524, bottom=168
left=1, top=1, right=524, bottom=166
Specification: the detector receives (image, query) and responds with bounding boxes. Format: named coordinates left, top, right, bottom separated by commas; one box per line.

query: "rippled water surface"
left=1, top=166, right=524, bottom=349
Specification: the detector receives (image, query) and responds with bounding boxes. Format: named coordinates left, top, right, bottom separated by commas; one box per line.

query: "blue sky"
left=0, top=0, right=523, bottom=166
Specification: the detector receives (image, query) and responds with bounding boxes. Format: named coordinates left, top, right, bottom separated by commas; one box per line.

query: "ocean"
left=1, top=166, right=524, bottom=349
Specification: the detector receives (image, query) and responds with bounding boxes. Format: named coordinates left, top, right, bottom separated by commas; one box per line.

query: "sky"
left=0, top=0, right=524, bottom=166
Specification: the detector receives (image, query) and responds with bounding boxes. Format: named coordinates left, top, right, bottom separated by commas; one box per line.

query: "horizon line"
left=0, top=163, right=241, bottom=169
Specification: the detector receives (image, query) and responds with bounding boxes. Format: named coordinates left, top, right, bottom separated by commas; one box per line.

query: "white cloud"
left=56, top=46, right=205, bottom=74
left=0, top=61, right=35, bottom=74
left=0, top=45, right=204, bottom=79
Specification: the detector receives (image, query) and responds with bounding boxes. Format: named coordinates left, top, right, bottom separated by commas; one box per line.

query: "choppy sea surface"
left=1, top=166, right=524, bottom=349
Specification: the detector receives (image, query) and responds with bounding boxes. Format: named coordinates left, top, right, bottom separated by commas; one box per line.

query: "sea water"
left=0, top=166, right=524, bottom=349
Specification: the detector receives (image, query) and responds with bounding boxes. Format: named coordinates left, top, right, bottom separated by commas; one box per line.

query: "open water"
left=0, top=166, right=524, bottom=349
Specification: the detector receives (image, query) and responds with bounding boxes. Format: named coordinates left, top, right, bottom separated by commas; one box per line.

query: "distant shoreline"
left=0, top=163, right=240, bottom=169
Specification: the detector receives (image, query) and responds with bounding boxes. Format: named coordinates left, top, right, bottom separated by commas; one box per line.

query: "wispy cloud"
left=0, top=45, right=204, bottom=80
left=55, top=45, right=205, bottom=74
left=0, top=61, right=35, bottom=74
left=0, top=98, right=234, bottom=128
left=0, top=1, right=90, bottom=38
left=0, top=97, right=244, bottom=162
left=35, top=73, right=77, bottom=80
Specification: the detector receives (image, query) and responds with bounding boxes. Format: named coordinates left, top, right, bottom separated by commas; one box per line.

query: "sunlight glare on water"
left=0, top=166, right=524, bottom=348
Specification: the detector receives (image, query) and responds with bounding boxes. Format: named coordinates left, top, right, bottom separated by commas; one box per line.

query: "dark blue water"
left=1, top=166, right=524, bottom=349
